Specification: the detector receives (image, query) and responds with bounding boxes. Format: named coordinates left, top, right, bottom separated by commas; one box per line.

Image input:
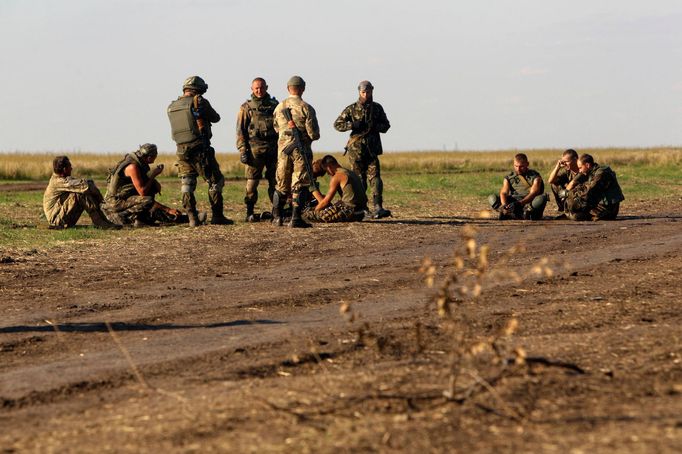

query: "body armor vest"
left=105, top=153, right=150, bottom=201
left=168, top=96, right=201, bottom=145
left=246, top=96, right=278, bottom=142
left=505, top=169, right=544, bottom=200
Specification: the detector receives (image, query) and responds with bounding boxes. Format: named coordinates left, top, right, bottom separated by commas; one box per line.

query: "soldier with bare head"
left=562, top=153, right=624, bottom=221
left=334, top=80, right=391, bottom=219
left=547, top=148, right=579, bottom=217
left=43, top=156, right=120, bottom=229
left=236, top=77, right=278, bottom=222
left=271, top=75, right=320, bottom=228
left=488, top=153, right=548, bottom=220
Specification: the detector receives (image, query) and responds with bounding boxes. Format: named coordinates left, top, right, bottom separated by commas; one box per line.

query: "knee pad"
left=531, top=194, right=548, bottom=210
left=181, top=176, right=197, bottom=193
left=488, top=194, right=501, bottom=209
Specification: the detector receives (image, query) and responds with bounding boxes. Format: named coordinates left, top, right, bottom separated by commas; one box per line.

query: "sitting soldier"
left=547, top=148, right=579, bottom=218
left=488, top=153, right=548, bottom=220
left=43, top=155, right=120, bottom=229
left=303, top=155, right=368, bottom=223
left=103, top=144, right=188, bottom=226
left=562, top=153, right=624, bottom=221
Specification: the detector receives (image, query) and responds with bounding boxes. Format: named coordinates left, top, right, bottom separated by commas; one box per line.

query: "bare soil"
left=1, top=201, right=681, bottom=453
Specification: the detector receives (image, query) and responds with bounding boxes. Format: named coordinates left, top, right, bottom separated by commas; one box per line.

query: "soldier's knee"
left=209, top=175, right=225, bottom=193
left=181, top=176, right=197, bottom=193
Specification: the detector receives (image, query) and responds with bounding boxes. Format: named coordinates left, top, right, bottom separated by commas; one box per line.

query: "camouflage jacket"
left=43, top=174, right=99, bottom=225
left=333, top=100, right=390, bottom=157
left=570, top=164, right=625, bottom=207
left=273, top=95, right=320, bottom=152
left=552, top=166, right=577, bottom=189
left=236, top=94, right=278, bottom=154
left=504, top=169, right=544, bottom=201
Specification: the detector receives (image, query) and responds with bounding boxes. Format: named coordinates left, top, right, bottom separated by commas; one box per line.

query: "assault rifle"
left=281, top=108, right=317, bottom=192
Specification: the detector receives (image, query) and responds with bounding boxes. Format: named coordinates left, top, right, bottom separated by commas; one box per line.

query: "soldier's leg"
left=273, top=151, right=293, bottom=226
left=551, top=184, right=566, bottom=212
left=289, top=149, right=312, bottom=228
left=368, top=158, right=391, bottom=219
left=348, top=154, right=368, bottom=191
left=79, top=183, right=121, bottom=229
left=525, top=194, right=548, bottom=220
left=264, top=149, right=277, bottom=204
left=200, top=151, right=233, bottom=225
left=176, top=150, right=201, bottom=226
left=590, top=202, right=620, bottom=221
left=111, top=196, right=155, bottom=225
left=244, top=153, right=265, bottom=222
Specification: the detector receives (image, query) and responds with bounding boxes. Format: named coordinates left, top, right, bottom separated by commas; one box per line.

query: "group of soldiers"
left=43, top=75, right=392, bottom=229
left=488, top=150, right=625, bottom=221
left=42, top=75, right=625, bottom=229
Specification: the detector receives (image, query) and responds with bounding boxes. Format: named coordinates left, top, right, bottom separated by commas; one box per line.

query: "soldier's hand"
left=287, top=120, right=296, bottom=129
left=152, top=165, right=164, bottom=177
left=240, top=148, right=253, bottom=165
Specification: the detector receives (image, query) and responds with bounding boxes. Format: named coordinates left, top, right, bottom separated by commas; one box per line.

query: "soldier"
left=103, top=144, right=188, bottom=226
left=488, top=153, right=548, bottom=220
left=42, top=156, right=120, bottom=229
left=236, top=77, right=278, bottom=222
left=271, top=75, right=320, bottom=228
left=303, top=155, right=368, bottom=223
left=563, top=154, right=624, bottom=221
left=333, top=80, right=391, bottom=219
left=167, top=76, right=233, bottom=227
left=547, top=148, right=579, bottom=217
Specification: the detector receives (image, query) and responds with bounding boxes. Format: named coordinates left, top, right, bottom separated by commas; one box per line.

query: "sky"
left=1, top=0, right=681, bottom=153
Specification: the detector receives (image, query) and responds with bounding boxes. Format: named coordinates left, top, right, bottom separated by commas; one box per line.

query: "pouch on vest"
left=168, top=97, right=201, bottom=145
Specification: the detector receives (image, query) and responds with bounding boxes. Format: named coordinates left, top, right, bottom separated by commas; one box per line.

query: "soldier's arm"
left=566, top=173, right=586, bottom=191
left=273, top=105, right=281, bottom=134
left=198, top=97, right=221, bottom=123
left=125, top=163, right=161, bottom=196
left=373, top=104, right=391, bottom=133
left=236, top=105, right=250, bottom=151
left=315, top=172, right=344, bottom=211
left=305, top=105, right=321, bottom=142
left=333, top=106, right=353, bottom=132
left=548, top=161, right=563, bottom=185
left=519, top=177, right=543, bottom=206
left=499, top=178, right=512, bottom=205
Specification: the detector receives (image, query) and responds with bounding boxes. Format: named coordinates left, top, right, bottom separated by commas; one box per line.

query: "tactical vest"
left=105, top=153, right=150, bottom=201
left=505, top=169, right=544, bottom=200
left=167, top=96, right=201, bottom=145
left=246, top=96, right=278, bottom=142
left=337, top=167, right=368, bottom=210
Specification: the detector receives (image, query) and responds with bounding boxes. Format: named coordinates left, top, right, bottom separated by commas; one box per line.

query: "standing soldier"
left=236, top=77, right=278, bottom=222
left=271, top=75, right=320, bottom=228
left=334, top=80, right=391, bottom=219
left=167, top=76, right=233, bottom=227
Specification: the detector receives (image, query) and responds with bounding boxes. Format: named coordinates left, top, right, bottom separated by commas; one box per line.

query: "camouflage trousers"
left=103, top=196, right=155, bottom=224
left=176, top=143, right=225, bottom=212
left=348, top=152, right=383, bottom=205
left=245, top=148, right=277, bottom=205
left=566, top=198, right=620, bottom=221
left=302, top=201, right=364, bottom=223
left=550, top=183, right=567, bottom=212
left=49, top=185, right=104, bottom=228
left=275, top=146, right=312, bottom=197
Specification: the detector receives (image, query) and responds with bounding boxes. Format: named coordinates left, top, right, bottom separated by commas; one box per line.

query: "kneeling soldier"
left=489, top=153, right=548, bottom=220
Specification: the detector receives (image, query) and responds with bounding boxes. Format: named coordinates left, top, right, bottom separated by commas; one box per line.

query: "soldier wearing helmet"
left=271, top=75, right=320, bottom=228
left=236, top=77, right=279, bottom=222
left=167, top=76, right=233, bottom=226
left=333, top=80, right=392, bottom=219
left=102, top=144, right=187, bottom=226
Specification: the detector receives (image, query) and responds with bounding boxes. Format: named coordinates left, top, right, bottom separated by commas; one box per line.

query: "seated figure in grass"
left=42, top=155, right=120, bottom=229
left=547, top=148, right=580, bottom=218
left=562, top=153, right=624, bottom=221
left=488, top=153, right=548, bottom=220
left=303, top=155, right=368, bottom=223
left=103, top=144, right=188, bottom=226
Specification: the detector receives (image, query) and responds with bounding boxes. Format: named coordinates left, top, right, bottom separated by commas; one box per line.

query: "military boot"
left=89, top=208, right=122, bottom=230
left=289, top=204, right=312, bottom=228
left=187, top=210, right=199, bottom=228
left=271, top=191, right=285, bottom=226
left=211, top=211, right=234, bottom=225
left=372, top=196, right=392, bottom=219
left=245, top=203, right=258, bottom=222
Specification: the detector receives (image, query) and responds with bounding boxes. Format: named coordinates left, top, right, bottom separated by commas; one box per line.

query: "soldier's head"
left=358, top=80, right=374, bottom=104
left=513, top=153, right=529, bottom=175
left=577, top=153, right=595, bottom=174
left=320, top=155, right=340, bottom=176
left=251, top=77, right=268, bottom=98
left=287, top=75, right=305, bottom=96
left=312, top=159, right=326, bottom=178
left=136, top=143, right=158, bottom=163
left=53, top=156, right=72, bottom=177
left=183, top=75, right=208, bottom=95
left=561, top=149, right=579, bottom=171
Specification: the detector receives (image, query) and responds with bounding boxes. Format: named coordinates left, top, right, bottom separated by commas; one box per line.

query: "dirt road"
left=1, top=207, right=681, bottom=452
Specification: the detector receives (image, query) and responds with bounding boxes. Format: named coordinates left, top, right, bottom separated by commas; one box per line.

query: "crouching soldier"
left=303, top=155, right=368, bottom=223
left=103, top=144, right=188, bottom=226
left=562, top=153, right=624, bottom=221
left=547, top=148, right=579, bottom=218
left=43, top=156, right=120, bottom=229
left=488, top=153, right=548, bottom=220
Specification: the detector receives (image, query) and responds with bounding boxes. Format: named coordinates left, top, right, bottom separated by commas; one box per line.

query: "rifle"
left=281, top=108, right=317, bottom=192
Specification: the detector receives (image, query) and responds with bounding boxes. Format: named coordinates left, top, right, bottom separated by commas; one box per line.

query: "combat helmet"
left=183, top=76, right=208, bottom=94
left=137, top=143, right=158, bottom=158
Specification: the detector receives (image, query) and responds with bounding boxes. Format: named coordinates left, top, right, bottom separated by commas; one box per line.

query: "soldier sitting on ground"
left=42, top=155, right=120, bottom=229
left=103, top=143, right=189, bottom=226
left=562, top=153, right=624, bottom=221
left=547, top=148, right=579, bottom=219
left=488, top=153, right=548, bottom=220
left=303, top=155, right=368, bottom=223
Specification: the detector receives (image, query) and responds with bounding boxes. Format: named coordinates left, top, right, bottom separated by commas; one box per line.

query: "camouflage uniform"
left=565, top=164, right=624, bottom=221
left=43, top=174, right=113, bottom=228
left=273, top=95, right=320, bottom=198
left=168, top=93, right=227, bottom=223
left=303, top=167, right=368, bottom=223
left=103, top=153, right=155, bottom=224
left=550, top=166, right=577, bottom=212
left=236, top=93, right=278, bottom=215
left=489, top=169, right=547, bottom=220
left=333, top=99, right=390, bottom=212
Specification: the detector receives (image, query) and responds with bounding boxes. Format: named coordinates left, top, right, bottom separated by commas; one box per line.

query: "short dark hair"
left=320, top=155, right=338, bottom=168
left=578, top=153, right=594, bottom=165
left=53, top=156, right=71, bottom=175
left=563, top=149, right=578, bottom=160
left=514, top=153, right=528, bottom=163
left=252, top=77, right=266, bottom=85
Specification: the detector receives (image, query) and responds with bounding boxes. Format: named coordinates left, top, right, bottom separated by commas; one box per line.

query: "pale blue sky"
left=1, top=0, right=681, bottom=153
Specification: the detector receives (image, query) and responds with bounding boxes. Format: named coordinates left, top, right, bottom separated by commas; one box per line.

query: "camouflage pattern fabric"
left=302, top=201, right=359, bottom=223
left=550, top=166, right=577, bottom=212
left=103, top=195, right=155, bottom=224
left=43, top=174, right=106, bottom=227
left=176, top=143, right=225, bottom=211
left=273, top=95, right=320, bottom=195
left=565, top=164, right=624, bottom=221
